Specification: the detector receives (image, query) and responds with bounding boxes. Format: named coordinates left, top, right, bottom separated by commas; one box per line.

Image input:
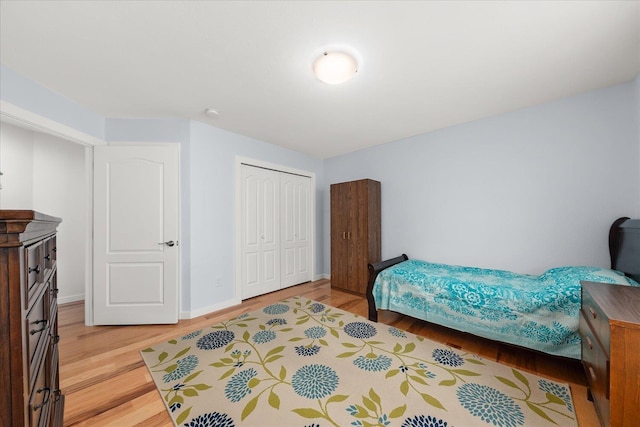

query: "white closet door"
left=241, top=165, right=281, bottom=299
left=281, top=173, right=312, bottom=288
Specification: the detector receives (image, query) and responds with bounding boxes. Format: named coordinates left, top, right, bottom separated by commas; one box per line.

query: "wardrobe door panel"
left=330, top=183, right=350, bottom=290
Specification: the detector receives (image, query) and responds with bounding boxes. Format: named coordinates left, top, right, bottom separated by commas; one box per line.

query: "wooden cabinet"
left=1, top=210, right=64, bottom=427
left=579, top=281, right=640, bottom=427
left=330, top=179, right=381, bottom=295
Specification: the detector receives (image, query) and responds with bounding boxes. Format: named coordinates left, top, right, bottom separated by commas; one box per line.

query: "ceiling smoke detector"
left=204, top=108, right=219, bottom=118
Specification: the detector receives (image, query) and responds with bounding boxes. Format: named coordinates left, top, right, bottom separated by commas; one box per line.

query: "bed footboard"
left=366, top=254, right=408, bottom=322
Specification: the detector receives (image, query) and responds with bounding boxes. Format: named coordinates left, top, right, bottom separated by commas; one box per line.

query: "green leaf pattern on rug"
left=141, top=297, right=578, bottom=427
left=345, top=388, right=407, bottom=427
left=495, top=368, right=577, bottom=424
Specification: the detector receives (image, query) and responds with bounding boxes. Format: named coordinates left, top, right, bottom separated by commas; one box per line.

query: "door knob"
left=159, top=240, right=177, bottom=247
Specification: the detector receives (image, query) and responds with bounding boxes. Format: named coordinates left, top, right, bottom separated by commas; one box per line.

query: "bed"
left=366, top=217, right=640, bottom=359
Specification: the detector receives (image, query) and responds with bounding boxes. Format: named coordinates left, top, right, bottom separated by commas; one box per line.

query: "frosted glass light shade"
left=313, top=51, right=358, bottom=84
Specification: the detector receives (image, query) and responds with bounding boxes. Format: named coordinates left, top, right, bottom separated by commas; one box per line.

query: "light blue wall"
left=0, top=65, right=105, bottom=138
left=188, top=121, right=324, bottom=312
left=3, top=64, right=638, bottom=316
left=101, top=119, right=326, bottom=313
left=0, top=66, right=325, bottom=315
left=106, top=118, right=190, bottom=143
left=325, top=79, right=640, bottom=275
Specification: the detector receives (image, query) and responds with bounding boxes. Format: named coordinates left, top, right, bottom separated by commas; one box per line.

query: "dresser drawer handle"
left=30, top=319, right=48, bottom=335
left=50, top=334, right=60, bottom=344
left=29, top=265, right=40, bottom=274
left=588, top=307, right=597, bottom=319
left=33, top=387, right=51, bottom=410
left=588, top=366, right=597, bottom=381
left=586, top=336, right=593, bottom=350
left=44, top=254, right=51, bottom=261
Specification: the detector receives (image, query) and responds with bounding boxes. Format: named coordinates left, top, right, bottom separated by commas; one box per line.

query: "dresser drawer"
left=26, top=287, right=51, bottom=387
left=29, top=359, right=52, bottom=427
left=43, top=236, right=56, bottom=281
left=580, top=314, right=610, bottom=392
left=48, top=273, right=59, bottom=315
left=581, top=287, right=611, bottom=355
left=25, top=242, right=44, bottom=309
left=49, top=313, right=60, bottom=380
left=579, top=311, right=611, bottom=425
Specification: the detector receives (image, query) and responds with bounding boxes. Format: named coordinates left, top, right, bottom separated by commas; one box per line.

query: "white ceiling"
left=1, top=1, right=639, bottom=159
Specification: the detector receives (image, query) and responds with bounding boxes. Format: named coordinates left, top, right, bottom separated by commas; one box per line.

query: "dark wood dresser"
left=330, top=179, right=381, bottom=295
left=579, top=281, right=640, bottom=426
left=1, top=210, right=64, bottom=427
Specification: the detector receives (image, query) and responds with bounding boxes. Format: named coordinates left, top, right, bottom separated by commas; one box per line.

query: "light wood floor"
left=59, top=279, right=599, bottom=426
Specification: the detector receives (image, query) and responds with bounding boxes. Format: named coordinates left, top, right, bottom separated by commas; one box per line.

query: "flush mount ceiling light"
left=313, top=51, right=358, bottom=84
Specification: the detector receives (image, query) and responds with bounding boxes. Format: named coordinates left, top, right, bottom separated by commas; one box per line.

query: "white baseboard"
left=58, top=294, right=85, bottom=305
left=180, top=275, right=330, bottom=320
left=181, top=297, right=242, bottom=320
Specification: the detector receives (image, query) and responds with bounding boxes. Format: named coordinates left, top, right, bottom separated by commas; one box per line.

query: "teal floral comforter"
left=373, top=260, right=639, bottom=359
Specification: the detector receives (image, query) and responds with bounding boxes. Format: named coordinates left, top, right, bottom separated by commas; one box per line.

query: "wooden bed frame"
left=366, top=216, right=639, bottom=322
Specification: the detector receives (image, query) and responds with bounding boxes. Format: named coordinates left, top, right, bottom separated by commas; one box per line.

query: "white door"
left=241, top=165, right=280, bottom=299
left=281, top=173, right=312, bottom=288
left=93, top=145, right=179, bottom=325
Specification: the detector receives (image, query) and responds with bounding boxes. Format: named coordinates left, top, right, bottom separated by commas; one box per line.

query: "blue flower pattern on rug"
left=295, top=345, right=321, bottom=356
left=162, top=354, right=199, bottom=383
left=353, top=354, right=393, bottom=372
left=401, top=414, right=449, bottom=427
left=197, top=330, right=235, bottom=350
left=457, top=383, right=525, bottom=427
left=183, top=411, right=235, bottom=427
left=141, top=297, right=577, bottom=426
left=292, top=364, right=339, bottom=399
left=344, top=321, right=377, bottom=339
left=224, top=368, right=257, bottom=402
left=252, top=330, right=276, bottom=344
left=262, top=303, right=290, bottom=315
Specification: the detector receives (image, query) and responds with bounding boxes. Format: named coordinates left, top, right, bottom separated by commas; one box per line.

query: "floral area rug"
left=141, top=297, right=577, bottom=427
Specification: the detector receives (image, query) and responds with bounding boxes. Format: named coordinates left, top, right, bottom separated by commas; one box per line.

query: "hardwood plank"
left=59, top=279, right=598, bottom=426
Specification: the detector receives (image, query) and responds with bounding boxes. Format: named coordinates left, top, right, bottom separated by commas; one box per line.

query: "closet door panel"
left=261, top=175, right=279, bottom=284
left=241, top=166, right=280, bottom=299
left=281, top=174, right=311, bottom=288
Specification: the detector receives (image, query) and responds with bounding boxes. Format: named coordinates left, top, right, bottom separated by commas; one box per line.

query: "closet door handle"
left=342, top=232, right=346, bottom=240
left=159, top=240, right=178, bottom=247
left=347, top=232, right=351, bottom=240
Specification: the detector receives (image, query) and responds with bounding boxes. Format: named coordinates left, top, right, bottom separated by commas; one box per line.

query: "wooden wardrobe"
left=330, top=179, right=381, bottom=295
